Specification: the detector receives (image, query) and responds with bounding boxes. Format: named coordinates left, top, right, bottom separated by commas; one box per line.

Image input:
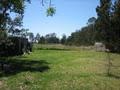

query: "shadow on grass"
left=36, top=47, right=70, bottom=51
left=0, top=58, right=50, bottom=77
left=107, top=73, right=120, bottom=79
left=96, top=73, right=120, bottom=79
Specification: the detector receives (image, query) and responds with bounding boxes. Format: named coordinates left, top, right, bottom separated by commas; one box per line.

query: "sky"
left=23, top=0, right=99, bottom=38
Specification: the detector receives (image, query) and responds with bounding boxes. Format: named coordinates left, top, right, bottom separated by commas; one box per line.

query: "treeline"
left=66, top=17, right=96, bottom=46
left=65, top=0, right=120, bottom=53
left=42, top=0, right=120, bottom=53
left=21, top=0, right=120, bottom=53
left=35, top=33, right=59, bottom=44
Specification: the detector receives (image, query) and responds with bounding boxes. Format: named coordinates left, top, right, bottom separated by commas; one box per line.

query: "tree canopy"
left=0, top=0, right=55, bottom=31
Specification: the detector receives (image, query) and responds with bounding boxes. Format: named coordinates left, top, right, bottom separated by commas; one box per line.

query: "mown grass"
left=0, top=44, right=120, bottom=90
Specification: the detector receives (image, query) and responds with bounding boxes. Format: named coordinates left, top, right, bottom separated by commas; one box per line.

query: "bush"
left=105, top=42, right=120, bottom=53
left=0, top=36, right=32, bottom=57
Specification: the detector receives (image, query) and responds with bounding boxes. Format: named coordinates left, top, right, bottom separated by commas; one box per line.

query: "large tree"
left=110, top=0, right=120, bottom=52
left=0, top=0, right=56, bottom=44
left=95, top=0, right=120, bottom=52
left=0, top=0, right=55, bottom=30
left=96, top=0, right=112, bottom=48
left=0, top=0, right=29, bottom=30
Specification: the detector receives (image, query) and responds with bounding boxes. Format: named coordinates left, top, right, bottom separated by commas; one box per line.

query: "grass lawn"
left=0, top=44, right=120, bottom=90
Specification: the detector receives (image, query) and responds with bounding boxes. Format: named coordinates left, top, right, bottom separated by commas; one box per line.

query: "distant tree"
left=45, top=33, right=59, bottom=44
left=39, top=36, right=46, bottom=44
left=35, top=33, right=40, bottom=43
left=61, top=34, right=67, bottom=45
left=66, top=17, right=97, bottom=46
left=66, top=36, right=73, bottom=46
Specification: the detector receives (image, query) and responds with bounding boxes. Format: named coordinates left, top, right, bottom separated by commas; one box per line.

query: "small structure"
left=94, top=42, right=106, bottom=52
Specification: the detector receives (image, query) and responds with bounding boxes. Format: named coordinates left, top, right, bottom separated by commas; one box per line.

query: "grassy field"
left=0, top=44, right=120, bottom=90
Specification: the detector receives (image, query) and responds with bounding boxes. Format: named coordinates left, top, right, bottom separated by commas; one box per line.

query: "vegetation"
left=0, top=36, right=32, bottom=57
left=0, top=0, right=120, bottom=89
left=1, top=0, right=120, bottom=53
left=64, top=0, right=120, bottom=53
left=36, top=33, right=60, bottom=44
left=0, top=44, right=120, bottom=90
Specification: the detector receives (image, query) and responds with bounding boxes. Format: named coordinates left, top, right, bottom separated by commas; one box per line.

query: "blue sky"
left=23, top=0, right=99, bottom=38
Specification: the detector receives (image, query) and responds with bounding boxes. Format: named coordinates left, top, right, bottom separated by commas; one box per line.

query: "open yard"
left=0, top=44, right=120, bottom=90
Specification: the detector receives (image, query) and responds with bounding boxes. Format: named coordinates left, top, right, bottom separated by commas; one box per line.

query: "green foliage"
left=66, top=17, right=96, bottom=46
left=46, top=7, right=56, bottom=16
left=0, top=0, right=55, bottom=30
left=0, top=36, right=32, bottom=56
left=65, top=0, right=119, bottom=52
left=0, top=0, right=30, bottom=29
left=61, top=34, right=67, bottom=45
left=96, top=0, right=111, bottom=42
left=0, top=30, right=7, bottom=40
left=39, top=36, right=46, bottom=44
left=95, top=0, right=120, bottom=52
left=38, top=33, right=59, bottom=44
left=20, top=28, right=29, bottom=37
left=0, top=38, right=14, bottom=56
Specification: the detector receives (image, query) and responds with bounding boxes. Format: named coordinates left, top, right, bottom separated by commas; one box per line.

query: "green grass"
left=0, top=44, right=120, bottom=90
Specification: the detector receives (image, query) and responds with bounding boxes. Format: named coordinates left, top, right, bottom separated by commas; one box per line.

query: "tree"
left=66, top=36, right=73, bottom=46
left=66, top=17, right=97, bottom=46
left=0, top=0, right=30, bottom=30
left=20, top=28, right=29, bottom=38
left=95, top=0, right=120, bottom=52
left=96, top=0, right=112, bottom=47
left=61, top=34, right=67, bottom=45
left=0, top=0, right=55, bottom=31
left=8, top=15, right=23, bottom=34
left=35, top=33, right=40, bottom=43
left=95, top=0, right=120, bottom=77
left=87, top=17, right=96, bottom=44
left=110, top=0, right=120, bottom=52
left=39, top=36, right=46, bottom=44
left=45, top=33, right=59, bottom=44
left=0, top=30, right=7, bottom=40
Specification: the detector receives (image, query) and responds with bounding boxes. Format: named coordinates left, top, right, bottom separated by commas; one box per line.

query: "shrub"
left=0, top=36, right=32, bottom=56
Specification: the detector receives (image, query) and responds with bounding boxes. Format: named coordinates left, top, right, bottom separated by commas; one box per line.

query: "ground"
left=0, top=44, right=120, bottom=90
